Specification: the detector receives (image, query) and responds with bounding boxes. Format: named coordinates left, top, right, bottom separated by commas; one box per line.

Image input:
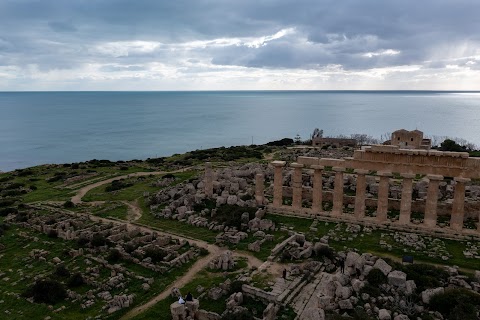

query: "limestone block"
left=405, top=280, right=417, bottom=296
left=345, top=251, right=360, bottom=268
left=393, top=315, right=409, bottom=320
left=302, top=307, right=326, bottom=320
left=226, top=195, right=238, bottom=205
left=208, top=287, right=224, bottom=300
left=373, top=259, right=392, bottom=276
left=351, top=279, right=365, bottom=292
left=335, top=285, right=352, bottom=300
left=388, top=271, right=407, bottom=287
left=338, top=299, right=353, bottom=310
left=421, top=287, right=444, bottom=304
left=378, top=309, right=391, bottom=320
left=216, top=196, right=226, bottom=206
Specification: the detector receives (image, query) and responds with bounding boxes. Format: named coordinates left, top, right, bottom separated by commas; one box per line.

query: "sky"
left=0, top=0, right=480, bottom=91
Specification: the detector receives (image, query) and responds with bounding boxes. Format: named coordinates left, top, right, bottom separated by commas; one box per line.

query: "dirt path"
left=71, top=168, right=191, bottom=204
left=122, top=200, right=142, bottom=222
left=120, top=247, right=221, bottom=320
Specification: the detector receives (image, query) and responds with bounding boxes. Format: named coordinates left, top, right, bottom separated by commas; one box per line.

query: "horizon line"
left=1, top=89, right=480, bottom=93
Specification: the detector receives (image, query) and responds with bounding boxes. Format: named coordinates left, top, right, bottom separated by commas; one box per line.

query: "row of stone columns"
left=269, top=161, right=470, bottom=231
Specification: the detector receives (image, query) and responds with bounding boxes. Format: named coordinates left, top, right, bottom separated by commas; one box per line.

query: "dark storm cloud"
left=0, top=0, right=479, bottom=87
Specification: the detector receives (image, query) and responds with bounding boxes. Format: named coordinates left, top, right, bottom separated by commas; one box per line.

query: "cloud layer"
left=1, top=0, right=480, bottom=90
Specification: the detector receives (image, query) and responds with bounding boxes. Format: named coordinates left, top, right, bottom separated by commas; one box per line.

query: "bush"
left=54, top=265, right=70, bottom=278
left=212, top=204, right=256, bottom=229
left=359, top=283, right=382, bottom=298
left=0, top=207, right=18, bottom=216
left=314, top=245, right=335, bottom=260
left=107, top=248, right=122, bottom=263
left=366, top=268, right=387, bottom=286
left=67, top=273, right=84, bottom=288
left=400, top=264, right=449, bottom=292
left=17, top=169, right=34, bottom=177
left=91, top=234, right=110, bottom=247
left=14, top=211, right=29, bottom=222
left=23, top=280, right=67, bottom=304
left=0, top=199, right=16, bottom=207
left=47, top=229, right=58, bottom=238
left=429, top=288, right=480, bottom=320
left=144, top=247, right=168, bottom=263
left=266, top=138, right=294, bottom=146
left=76, top=237, right=89, bottom=247
left=0, top=223, right=10, bottom=236
left=105, top=179, right=133, bottom=192
left=63, top=200, right=75, bottom=208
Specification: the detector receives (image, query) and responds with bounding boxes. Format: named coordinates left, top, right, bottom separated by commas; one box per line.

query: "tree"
left=311, top=128, right=323, bottom=139
left=439, top=139, right=465, bottom=152
left=294, top=134, right=302, bottom=144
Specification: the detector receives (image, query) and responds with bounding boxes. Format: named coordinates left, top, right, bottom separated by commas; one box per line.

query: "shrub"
left=47, top=229, right=58, bottom=238
left=144, top=247, right=168, bottom=263
left=266, top=138, right=294, bottom=146
left=212, top=204, right=256, bottom=229
left=91, top=234, right=110, bottom=247
left=0, top=207, right=18, bottom=216
left=107, top=248, right=122, bottom=263
left=67, top=273, right=84, bottom=288
left=63, top=200, right=75, bottom=208
left=17, top=169, right=34, bottom=177
left=23, top=280, right=67, bottom=304
left=359, top=283, right=382, bottom=298
left=314, top=245, right=335, bottom=260
left=5, top=182, right=25, bottom=190
left=366, top=268, right=387, bottom=286
left=0, top=199, right=16, bottom=207
left=54, top=265, right=70, bottom=278
left=429, top=288, right=480, bottom=320
left=105, top=179, right=133, bottom=192
left=14, top=211, right=29, bottom=222
left=401, top=263, right=449, bottom=292
left=76, top=237, right=89, bottom=247
left=0, top=223, right=10, bottom=236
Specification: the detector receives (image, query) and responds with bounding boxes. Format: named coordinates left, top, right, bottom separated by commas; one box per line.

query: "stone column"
left=424, top=174, right=443, bottom=228
left=450, top=177, right=470, bottom=231
left=204, top=162, right=213, bottom=197
left=291, top=163, right=304, bottom=209
left=354, top=169, right=369, bottom=218
left=376, top=171, right=392, bottom=222
left=272, top=161, right=286, bottom=207
left=398, top=173, right=415, bottom=225
left=311, top=165, right=324, bottom=212
left=255, top=173, right=265, bottom=206
left=332, top=167, right=345, bottom=216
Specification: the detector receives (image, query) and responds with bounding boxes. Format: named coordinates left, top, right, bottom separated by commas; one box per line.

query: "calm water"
left=1, top=91, right=480, bottom=172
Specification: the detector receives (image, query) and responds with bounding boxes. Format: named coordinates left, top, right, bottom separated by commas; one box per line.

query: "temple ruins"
left=266, top=144, right=480, bottom=236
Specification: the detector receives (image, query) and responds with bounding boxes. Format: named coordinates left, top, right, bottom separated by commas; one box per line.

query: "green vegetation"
left=132, top=267, right=252, bottom=320
left=0, top=222, right=198, bottom=320
left=429, top=288, right=480, bottom=320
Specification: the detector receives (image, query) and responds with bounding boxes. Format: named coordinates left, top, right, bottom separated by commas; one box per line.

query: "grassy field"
left=131, top=266, right=251, bottom=320
left=0, top=221, right=199, bottom=320
left=266, top=212, right=480, bottom=271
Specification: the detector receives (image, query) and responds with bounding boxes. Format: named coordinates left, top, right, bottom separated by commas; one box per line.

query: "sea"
left=1, top=91, right=480, bottom=172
